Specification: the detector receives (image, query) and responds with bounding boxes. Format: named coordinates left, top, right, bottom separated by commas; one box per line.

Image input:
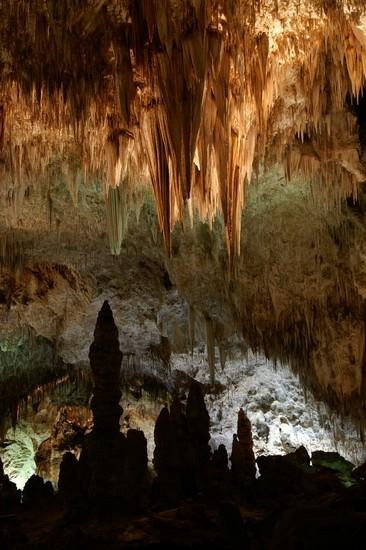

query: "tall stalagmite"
left=186, top=381, right=211, bottom=493
left=231, top=408, right=256, bottom=489
left=89, top=300, right=123, bottom=433
left=79, top=300, right=126, bottom=511
left=153, top=404, right=184, bottom=504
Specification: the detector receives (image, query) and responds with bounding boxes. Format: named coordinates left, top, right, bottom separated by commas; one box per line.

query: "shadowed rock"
left=79, top=300, right=126, bottom=512
left=22, top=474, right=54, bottom=509
left=210, top=444, right=230, bottom=496
left=153, top=406, right=181, bottom=504
left=89, top=300, right=123, bottom=434
left=231, top=408, right=256, bottom=489
left=0, top=456, right=21, bottom=514
left=58, top=452, right=81, bottom=508
left=153, top=406, right=175, bottom=477
left=212, top=444, right=229, bottom=470
left=125, top=428, right=149, bottom=511
left=186, top=381, right=211, bottom=467
left=184, top=381, right=211, bottom=495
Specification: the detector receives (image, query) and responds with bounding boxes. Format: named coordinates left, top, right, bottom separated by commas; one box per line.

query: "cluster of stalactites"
left=0, top=2, right=366, bottom=263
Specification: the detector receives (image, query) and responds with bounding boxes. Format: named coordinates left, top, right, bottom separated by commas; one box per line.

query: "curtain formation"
left=0, top=1, right=365, bottom=262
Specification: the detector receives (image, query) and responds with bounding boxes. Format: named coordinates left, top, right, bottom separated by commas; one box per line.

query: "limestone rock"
left=22, top=474, right=54, bottom=509
left=79, top=300, right=126, bottom=511
left=230, top=408, right=256, bottom=488
left=58, top=452, right=81, bottom=507
left=186, top=381, right=211, bottom=468
left=0, top=457, right=20, bottom=514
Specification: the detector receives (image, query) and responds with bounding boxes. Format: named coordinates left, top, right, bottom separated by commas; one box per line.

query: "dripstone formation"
left=231, top=408, right=256, bottom=490
left=78, top=300, right=127, bottom=511
left=152, top=382, right=213, bottom=504
left=3, top=303, right=366, bottom=549
left=59, top=300, right=148, bottom=514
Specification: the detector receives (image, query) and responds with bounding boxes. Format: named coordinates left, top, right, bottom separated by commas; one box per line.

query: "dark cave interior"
left=2, top=1, right=366, bottom=549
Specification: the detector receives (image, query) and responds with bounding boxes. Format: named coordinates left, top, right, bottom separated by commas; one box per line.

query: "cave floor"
left=3, top=484, right=366, bottom=550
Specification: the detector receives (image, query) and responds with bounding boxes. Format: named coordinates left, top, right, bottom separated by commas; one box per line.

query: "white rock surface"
left=172, top=351, right=366, bottom=465
left=1, top=421, right=50, bottom=489
left=3, top=349, right=366, bottom=491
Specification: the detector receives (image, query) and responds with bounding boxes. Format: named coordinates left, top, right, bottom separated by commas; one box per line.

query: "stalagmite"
left=186, top=381, right=211, bottom=491
left=153, top=405, right=181, bottom=503
left=230, top=408, right=256, bottom=489
left=79, top=300, right=126, bottom=510
left=153, top=406, right=175, bottom=478
left=124, top=429, right=149, bottom=511
left=58, top=452, right=81, bottom=509
left=210, top=444, right=230, bottom=495
left=22, top=474, right=54, bottom=509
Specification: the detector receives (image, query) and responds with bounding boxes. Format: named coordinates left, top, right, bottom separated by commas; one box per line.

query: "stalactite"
left=105, top=183, right=128, bottom=255
left=63, top=160, right=80, bottom=208
left=141, top=110, right=171, bottom=252
left=0, top=1, right=365, bottom=262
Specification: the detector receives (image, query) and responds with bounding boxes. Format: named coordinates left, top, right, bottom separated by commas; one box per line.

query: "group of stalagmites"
left=2, top=301, right=366, bottom=524
left=0, top=301, right=257, bottom=516
left=56, top=301, right=257, bottom=515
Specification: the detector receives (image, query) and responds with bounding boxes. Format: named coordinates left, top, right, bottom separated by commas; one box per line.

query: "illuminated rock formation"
left=0, top=1, right=364, bottom=263
left=1, top=1, right=366, bottom=425
left=36, top=406, right=89, bottom=483
left=3, top=1, right=366, bottom=546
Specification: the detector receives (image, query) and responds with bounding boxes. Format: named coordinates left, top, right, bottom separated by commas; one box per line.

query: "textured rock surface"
left=2, top=348, right=366, bottom=491
left=1, top=174, right=366, bottom=491
left=172, top=352, right=366, bottom=465
left=2, top=170, right=366, bottom=422
left=0, top=420, right=50, bottom=489
left=35, top=406, right=91, bottom=483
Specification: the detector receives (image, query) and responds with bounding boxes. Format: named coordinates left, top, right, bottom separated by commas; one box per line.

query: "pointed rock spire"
left=231, top=408, right=256, bottom=488
left=88, top=300, right=123, bottom=434
left=79, top=300, right=126, bottom=511
left=186, top=381, right=211, bottom=466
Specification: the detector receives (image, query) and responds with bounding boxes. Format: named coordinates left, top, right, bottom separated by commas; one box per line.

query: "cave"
left=1, top=1, right=366, bottom=549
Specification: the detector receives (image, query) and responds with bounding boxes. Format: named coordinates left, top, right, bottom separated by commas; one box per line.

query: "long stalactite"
left=0, top=1, right=365, bottom=260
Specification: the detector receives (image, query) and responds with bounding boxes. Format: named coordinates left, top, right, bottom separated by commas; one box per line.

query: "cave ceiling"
left=1, top=1, right=366, bottom=421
